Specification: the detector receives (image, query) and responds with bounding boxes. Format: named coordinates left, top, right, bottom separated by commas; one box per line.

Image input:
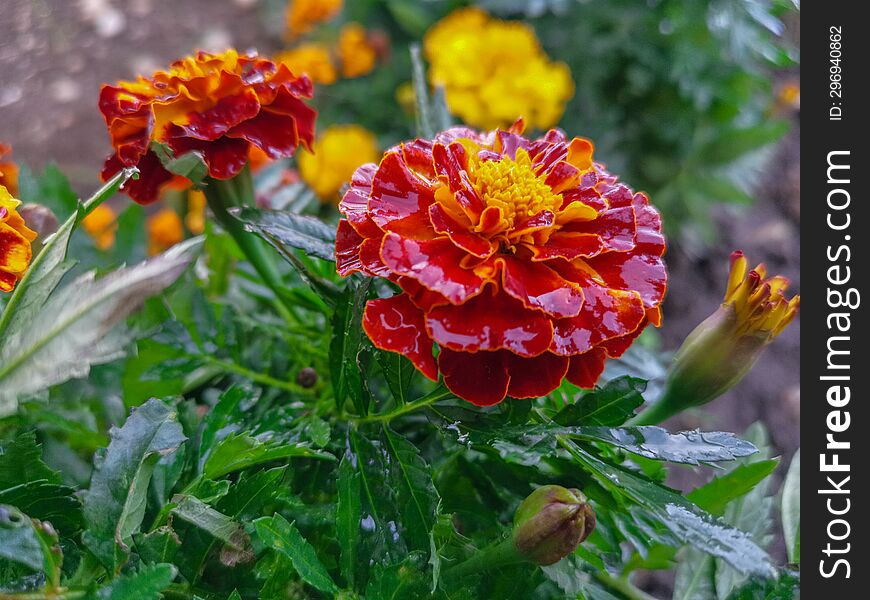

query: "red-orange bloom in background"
left=99, top=49, right=316, bottom=205
left=1, top=184, right=37, bottom=293
left=336, top=121, right=667, bottom=406
left=0, top=143, right=19, bottom=197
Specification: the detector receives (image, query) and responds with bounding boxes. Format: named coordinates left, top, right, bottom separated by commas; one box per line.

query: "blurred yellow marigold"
left=0, top=184, right=36, bottom=293
left=147, top=208, right=184, bottom=255
left=424, top=7, right=574, bottom=130
left=82, top=204, right=118, bottom=251
left=298, top=125, right=380, bottom=201
left=186, top=190, right=207, bottom=235
left=0, top=144, right=19, bottom=197
left=337, top=23, right=377, bottom=78
left=276, top=44, right=338, bottom=85
left=287, top=0, right=343, bottom=38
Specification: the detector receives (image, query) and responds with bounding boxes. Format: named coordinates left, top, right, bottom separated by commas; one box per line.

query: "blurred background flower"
left=298, top=124, right=380, bottom=202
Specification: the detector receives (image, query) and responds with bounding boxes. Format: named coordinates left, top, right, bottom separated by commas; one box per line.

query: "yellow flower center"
left=470, top=149, right=561, bottom=230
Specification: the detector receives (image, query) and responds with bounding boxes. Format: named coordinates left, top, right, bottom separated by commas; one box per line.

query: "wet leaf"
left=0, top=505, right=53, bottom=576
left=202, top=432, right=333, bottom=480
left=254, top=513, right=339, bottom=594
left=0, top=480, right=82, bottom=535
left=0, top=431, right=61, bottom=488
left=781, top=449, right=800, bottom=564
left=555, top=376, right=646, bottom=426
left=688, top=460, right=778, bottom=516
left=233, top=207, right=336, bottom=261
left=171, top=495, right=254, bottom=568
left=94, top=563, right=177, bottom=600
left=134, top=526, right=181, bottom=565
left=81, top=399, right=186, bottom=572
left=336, top=449, right=361, bottom=589
left=330, top=278, right=374, bottom=414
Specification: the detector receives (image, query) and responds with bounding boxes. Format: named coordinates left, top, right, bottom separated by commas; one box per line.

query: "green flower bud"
left=512, top=485, right=595, bottom=566
left=635, top=251, right=800, bottom=425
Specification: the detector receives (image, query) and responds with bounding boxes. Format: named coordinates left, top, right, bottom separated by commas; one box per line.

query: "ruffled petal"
left=381, top=233, right=487, bottom=304
left=101, top=150, right=179, bottom=205
left=362, top=295, right=438, bottom=381
left=335, top=219, right=365, bottom=276
left=500, top=256, right=584, bottom=318
left=429, top=202, right=495, bottom=258
left=426, top=289, right=553, bottom=357
left=439, top=349, right=509, bottom=406
left=505, top=352, right=570, bottom=398
left=565, top=348, right=608, bottom=388
left=369, top=152, right=435, bottom=236
left=339, top=163, right=382, bottom=238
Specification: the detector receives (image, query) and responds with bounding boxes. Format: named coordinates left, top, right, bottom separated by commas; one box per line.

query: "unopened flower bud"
left=512, top=485, right=595, bottom=566
left=636, top=251, right=800, bottom=425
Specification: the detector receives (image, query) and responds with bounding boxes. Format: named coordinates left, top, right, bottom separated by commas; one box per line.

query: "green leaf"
left=82, top=398, right=187, bottom=572
left=724, top=568, right=800, bottom=600
left=0, top=430, right=60, bottom=488
left=330, top=278, right=374, bottom=414
left=673, top=549, right=717, bottom=600
left=95, top=563, right=177, bottom=600
left=336, top=448, right=361, bottom=589
left=202, top=432, right=333, bottom=480
left=365, top=560, right=429, bottom=600
left=197, top=385, right=255, bottom=472
left=134, top=526, right=181, bottom=565
left=0, top=480, right=82, bottom=535
left=555, top=376, right=646, bottom=426
left=381, top=426, right=440, bottom=552
left=696, top=121, right=789, bottom=165
left=0, top=505, right=62, bottom=587
left=171, top=495, right=253, bottom=568
left=0, top=238, right=201, bottom=414
left=409, top=43, right=435, bottom=138
left=570, top=426, right=758, bottom=465
left=254, top=513, right=339, bottom=595
left=688, top=460, right=779, bottom=516
left=233, top=207, right=336, bottom=261
left=18, top=163, right=78, bottom=220
left=152, top=142, right=208, bottom=184
left=377, top=349, right=416, bottom=406
left=781, top=449, right=800, bottom=564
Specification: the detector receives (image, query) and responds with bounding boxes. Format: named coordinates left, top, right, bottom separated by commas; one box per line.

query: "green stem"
left=203, top=176, right=294, bottom=322
left=353, top=387, right=454, bottom=424
left=443, top=537, right=522, bottom=580
left=627, top=391, right=680, bottom=426
left=0, top=591, right=86, bottom=600
left=593, top=571, right=660, bottom=600
left=201, top=356, right=312, bottom=395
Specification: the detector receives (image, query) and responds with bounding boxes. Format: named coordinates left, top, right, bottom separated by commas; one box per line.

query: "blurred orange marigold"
left=337, top=23, right=378, bottom=78
left=0, top=144, right=19, bottom=197
left=147, top=208, right=184, bottom=256
left=275, top=44, right=338, bottom=85
left=99, top=49, right=316, bottom=205
left=287, top=0, right=342, bottom=38
left=424, top=7, right=574, bottom=130
left=82, top=204, right=118, bottom=251
left=1, top=184, right=37, bottom=293
left=335, top=120, right=667, bottom=405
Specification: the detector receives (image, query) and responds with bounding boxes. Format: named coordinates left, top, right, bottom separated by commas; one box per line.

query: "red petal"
left=566, top=137, right=594, bottom=171
left=599, top=316, right=648, bottom=358
left=369, top=152, right=435, bottom=236
left=530, top=231, right=604, bottom=261
left=550, top=281, right=645, bottom=356
left=587, top=253, right=667, bottom=309
left=401, top=138, right=436, bottom=178
left=565, top=348, right=607, bottom=388
left=426, top=289, right=553, bottom=357
left=432, top=143, right=486, bottom=217
left=500, top=256, right=584, bottom=318
left=177, top=90, right=260, bottom=141
left=339, top=163, right=382, bottom=239
left=429, top=203, right=494, bottom=259
left=102, top=151, right=177, bottom=205
left=544, top=161, right=581, bottom=194
left=565, top=205, right=636, bottom=253
left=362, top=295, right=437, bottom=381
left=505, top=352, right=570, bottom=399
left=380, top=233, right=487, bottom=304
left=167, top=130, right=250, bottom=180
left=335, top=219, right=365, bottom=276
left=439, top=349, right=510, bottom=406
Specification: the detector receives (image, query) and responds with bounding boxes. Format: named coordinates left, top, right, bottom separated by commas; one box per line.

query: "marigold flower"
left=0, top=184, right=37, bottom=293
left=424, top=8, right=574, bottom=130
left=186, top=190, right=207, bottom=235
left=147, top=208, right=184, bottom=256
left=287, top=0, right=343, bottom=38
left=275, top=44, right=338, bottom=85
left=337, top=23, right=378, bottom=78
left=335, top=120, right=667, bottom=406
left=635, top=251, right=799, bottom=425
left=299, top=125, right=380, bottom=202
left=82, top=204, right=118, bottom=251
left=99, top=49, right=316, bottom=205
left=0, top=144, right=19, bottom=197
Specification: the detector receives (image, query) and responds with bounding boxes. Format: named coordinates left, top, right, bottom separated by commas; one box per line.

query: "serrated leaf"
left=688, top=460, right=778, bottom=516
left=197, top=385, right=255, bottom=473
left=555, top=376, right=646, bottom=426
left=0, top=430, right=60, bottom=488
left=152, top=142, right=208, bottom=184
left=0, top=505, right=59, bottom=581
left=134, top=526, right=181, bottom=565
left=330, top=279, right=373, bottom=414
left=724, top=568, right=800, bottom=600
left=233, top=207, right=336, bottom=261
left=171, top=495, right=254, bottom=569
left=95, top=563, right=177, bottom=600
left=254, top=513, right=339, bottom=594
left=377, top=349, right=416, bottom=406
left=336, top=448, right=361, bottom=589
left=82, top=399, right=186, bottom=572
left=781, top=449, right=800, bottom=564
left=0, top=480, right=82, bottom=535
left=0, top=238, right=201, bottom=414
left=202, top=432, right=333, bottom=480
left=365, top=559, right=429, bottom=600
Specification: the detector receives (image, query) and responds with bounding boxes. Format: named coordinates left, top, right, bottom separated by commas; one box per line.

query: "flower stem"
left=201, top=355, right=313, bottom=395
left=203, top=175, right=294, bottom=322
left=593, top=570, right=660, bottom=600
left=353, top=387, right=454, bottom=424
left=627, top=390, right=680, bottom=426
left=442, top=537, right=522, bottom=580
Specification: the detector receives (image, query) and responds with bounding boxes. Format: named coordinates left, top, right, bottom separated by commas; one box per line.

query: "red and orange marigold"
left=335, top=120, right=667, bottom=406
left=99, top=50, right=316, bottom=205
